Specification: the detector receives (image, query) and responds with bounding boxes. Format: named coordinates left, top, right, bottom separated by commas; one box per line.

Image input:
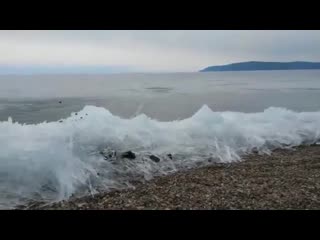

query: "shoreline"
left=21, top=145, right=320, bottom=210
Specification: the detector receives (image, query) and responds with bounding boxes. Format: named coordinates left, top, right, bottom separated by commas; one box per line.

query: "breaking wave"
left=1, top=105, right=320, bottom=208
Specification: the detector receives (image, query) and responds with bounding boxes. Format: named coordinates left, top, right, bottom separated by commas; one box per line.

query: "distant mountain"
left=200, top=61, right=320, bottom=72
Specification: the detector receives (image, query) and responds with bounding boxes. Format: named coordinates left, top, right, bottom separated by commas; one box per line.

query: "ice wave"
left=1, top=105, right=320, bottom=208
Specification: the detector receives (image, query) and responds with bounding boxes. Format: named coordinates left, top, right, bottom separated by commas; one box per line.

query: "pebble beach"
left=22, top=145, right=320, bottom=210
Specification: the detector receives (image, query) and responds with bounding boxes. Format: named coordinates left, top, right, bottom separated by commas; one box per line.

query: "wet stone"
left=150, top=155, right=160, bottom=163
left=121, top=151, right=136, bottom=160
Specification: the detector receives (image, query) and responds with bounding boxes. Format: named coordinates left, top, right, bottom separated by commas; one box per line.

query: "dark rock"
left=150, top=155, right=160, bottom=163
left=59, top=101, right=62, bottom=104
left=121, top=151, right=136, bottom=159
left=80, top=117, right=83, bottom=119
left=167, top=154, right=173, bottom=160
left=75, top=113, right=78, bottom=115
left=59, top=120, right=63, bottom=123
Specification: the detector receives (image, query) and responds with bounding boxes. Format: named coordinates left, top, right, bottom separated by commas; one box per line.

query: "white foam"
left=1, top=105, right=320, bottom=208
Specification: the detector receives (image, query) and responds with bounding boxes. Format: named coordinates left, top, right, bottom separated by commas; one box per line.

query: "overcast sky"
left=0, top=30, right=319, bottom=73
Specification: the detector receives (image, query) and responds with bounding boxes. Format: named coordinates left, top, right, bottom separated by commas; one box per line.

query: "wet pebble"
left=150, top=155, right=160, bottom=163
left=121, top=151, right=136, bottom=160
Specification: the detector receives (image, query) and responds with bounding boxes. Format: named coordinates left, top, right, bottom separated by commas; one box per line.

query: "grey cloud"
left=0, top=30, right=319, bottom=72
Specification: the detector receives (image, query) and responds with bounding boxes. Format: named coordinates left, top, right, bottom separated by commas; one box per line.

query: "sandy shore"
left=23, top=145, right=320, bottom=210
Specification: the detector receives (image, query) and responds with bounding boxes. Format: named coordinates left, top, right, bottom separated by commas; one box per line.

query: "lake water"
left=1, top=70, right=320, bottom=123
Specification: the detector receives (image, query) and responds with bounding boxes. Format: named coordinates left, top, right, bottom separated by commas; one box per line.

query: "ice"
left=1, top=105, right=320, bottom=208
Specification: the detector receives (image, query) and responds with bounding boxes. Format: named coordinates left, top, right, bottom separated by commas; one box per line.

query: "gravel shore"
left=24, top=145, right=320, bottom=210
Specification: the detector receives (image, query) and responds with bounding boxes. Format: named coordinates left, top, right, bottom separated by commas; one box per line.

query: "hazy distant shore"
left=20, top=145, right=320, bottom=210
left=200, top=61, right=320, bottom=72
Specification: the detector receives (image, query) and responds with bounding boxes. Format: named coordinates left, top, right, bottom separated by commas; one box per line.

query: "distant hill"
left=200, top=61, right=320, bottom=72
